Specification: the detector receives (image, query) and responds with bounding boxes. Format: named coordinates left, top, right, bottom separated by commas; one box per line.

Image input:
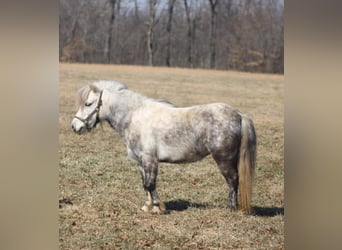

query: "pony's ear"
left=90, top=84, right=101, bottom=93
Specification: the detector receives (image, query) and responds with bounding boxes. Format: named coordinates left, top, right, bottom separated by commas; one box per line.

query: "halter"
left=74, top=90, right=103, bottom=130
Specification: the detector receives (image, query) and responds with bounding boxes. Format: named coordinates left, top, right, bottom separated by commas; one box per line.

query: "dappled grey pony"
left=71, top=80, right=256, bottom=214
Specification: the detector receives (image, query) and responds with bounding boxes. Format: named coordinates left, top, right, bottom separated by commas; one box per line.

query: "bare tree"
left=133, top=0, right=140, bottom=23
left=183, top=0, right=200, bottom=68
left=147, top=0, right=159, bottom=66
left=166, top=0, right=177, bottom=67
left=106, top=0, right=117, bottom=64
left=208, top=0, right=218, bottom=68
left=59, top=0, right=87, bottom=62
left=59, top=0, right=284, bottom=73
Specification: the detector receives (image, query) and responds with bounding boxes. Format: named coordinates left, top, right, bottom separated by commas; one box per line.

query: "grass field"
left=59, top=63, right=284, bottom=249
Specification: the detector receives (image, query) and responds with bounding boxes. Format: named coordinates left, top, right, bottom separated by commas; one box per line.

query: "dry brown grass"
left=59, top=63, right=284, bottom=249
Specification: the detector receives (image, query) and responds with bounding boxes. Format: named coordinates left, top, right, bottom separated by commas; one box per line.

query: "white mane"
left=92, top=80, right=128, bottom=92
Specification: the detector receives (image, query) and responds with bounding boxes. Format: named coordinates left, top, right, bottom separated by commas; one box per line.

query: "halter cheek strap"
left=74, top=90, right=103, bottom=129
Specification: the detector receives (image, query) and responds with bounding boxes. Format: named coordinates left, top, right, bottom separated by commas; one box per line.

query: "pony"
left=71, top=80, right=256, bottom=214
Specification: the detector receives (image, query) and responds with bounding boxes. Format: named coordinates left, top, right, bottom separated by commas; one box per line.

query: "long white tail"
left=238, top=115, right=257, bottom=214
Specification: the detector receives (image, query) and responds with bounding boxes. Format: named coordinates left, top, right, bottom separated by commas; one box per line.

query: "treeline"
left=59, top=0, right=283, bottom=73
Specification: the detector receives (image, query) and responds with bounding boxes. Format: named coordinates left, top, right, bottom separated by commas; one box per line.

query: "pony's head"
left=71, top=84, right=103, bottom=134
left=71, top=80, right=128, bottom=134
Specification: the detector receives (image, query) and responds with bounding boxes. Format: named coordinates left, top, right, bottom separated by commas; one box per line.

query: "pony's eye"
left=85, top=102, right=93, bottom=107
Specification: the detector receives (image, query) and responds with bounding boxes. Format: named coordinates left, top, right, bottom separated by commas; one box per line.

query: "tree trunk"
left=115, top=0, right=121, bottom=64
left=133, top=0, right=140, bottom=23
left=166, top=0, right=176, bottom=67
left=183, top=0, right=193, bottom=68
left=147, top=0, right=158, bottom=66
left=106, top=0, right=116, bottom=64
left=208, top=0, right=218, bottom=69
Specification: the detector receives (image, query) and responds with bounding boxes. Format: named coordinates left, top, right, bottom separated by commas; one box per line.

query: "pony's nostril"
left=71, top=123, right=76, bottom=132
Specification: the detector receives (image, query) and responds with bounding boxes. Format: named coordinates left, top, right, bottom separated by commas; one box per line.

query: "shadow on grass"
left=59, top=198, right=73, bottom=208
left=252, top=206, right=284, bottom=217
left=165, top=199, right=284, bottom=217
left=165, top=199, right=212, bottom=211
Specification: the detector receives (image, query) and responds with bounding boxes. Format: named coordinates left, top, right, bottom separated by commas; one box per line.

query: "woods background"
left=59, top=0, right=283, bottom=73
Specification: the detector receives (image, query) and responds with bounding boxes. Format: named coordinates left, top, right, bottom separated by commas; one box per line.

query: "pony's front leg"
left=138, top=156, right=166, bottom=214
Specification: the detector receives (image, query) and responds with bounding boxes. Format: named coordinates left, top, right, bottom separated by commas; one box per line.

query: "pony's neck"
left=105, top=89, right=143, bottom=137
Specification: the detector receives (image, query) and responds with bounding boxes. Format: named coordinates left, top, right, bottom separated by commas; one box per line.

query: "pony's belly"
left=157, top=146, right=209, bottom=163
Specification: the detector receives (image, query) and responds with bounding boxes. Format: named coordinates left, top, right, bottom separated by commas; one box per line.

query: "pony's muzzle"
left=71, top=123, right=78, bottom=133
left=71, top=118, right=87, bottom=134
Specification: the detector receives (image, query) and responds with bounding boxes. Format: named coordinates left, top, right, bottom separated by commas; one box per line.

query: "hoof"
left=151, top=206, right=162, bottom=214
left=141, top=203, right=152, bottom=213
left=141, top=201, right=166, bottom=215
left=151, top=202, right=167, bottom=214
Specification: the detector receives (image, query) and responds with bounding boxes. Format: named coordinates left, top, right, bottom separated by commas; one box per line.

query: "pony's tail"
left=238, top=115, right=257, bottom=214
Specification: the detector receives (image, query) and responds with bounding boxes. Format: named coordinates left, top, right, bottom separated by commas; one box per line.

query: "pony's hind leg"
left=138, top=164, right=153, bottom=212
left=138, top=155, right=166, bottom=214
left=212, top=152, right=239, bottom=211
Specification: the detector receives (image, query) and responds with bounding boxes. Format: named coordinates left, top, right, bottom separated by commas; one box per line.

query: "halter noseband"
left=74, top=90, right=103, bottom=130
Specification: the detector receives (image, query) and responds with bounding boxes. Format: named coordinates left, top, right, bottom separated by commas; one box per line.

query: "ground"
left=59, top=63, right=284, bottom=249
